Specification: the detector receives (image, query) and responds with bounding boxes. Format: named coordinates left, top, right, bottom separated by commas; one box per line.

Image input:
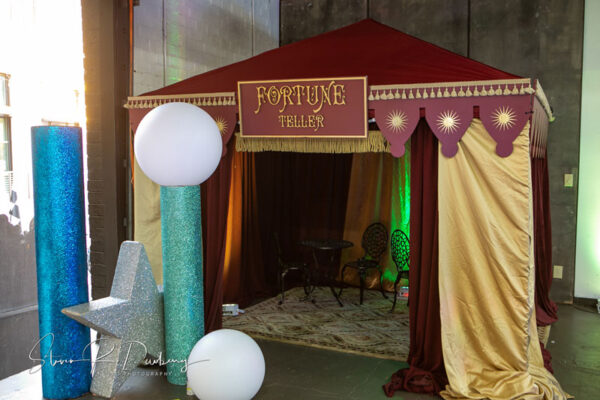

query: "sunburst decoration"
left=214, top=115, right=228, bottom=136
left=385, top=110, right=408, bottom=133
left=436, top=110, right=461, bottom=134
left=491, top=106, right=516, bottom=130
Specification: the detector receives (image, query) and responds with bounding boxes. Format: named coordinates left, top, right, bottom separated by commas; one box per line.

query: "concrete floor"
left=0, top=304, right=598, bottom=399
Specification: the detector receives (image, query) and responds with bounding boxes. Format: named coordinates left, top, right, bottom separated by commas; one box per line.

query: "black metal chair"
left=390, top=229, right=410, bottom=312
left=274, top=233, right=311, bottom=305
left=339, top=222, right=388, bottom=304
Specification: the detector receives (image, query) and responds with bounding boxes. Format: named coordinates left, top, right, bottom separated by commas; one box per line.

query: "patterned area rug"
left=223, top=286, right=409, bottom=361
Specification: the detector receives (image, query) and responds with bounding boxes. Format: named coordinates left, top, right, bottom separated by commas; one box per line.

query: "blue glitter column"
left=31, top=126, right=91, bottom=399
left=160, top=185, right=204, bottom=385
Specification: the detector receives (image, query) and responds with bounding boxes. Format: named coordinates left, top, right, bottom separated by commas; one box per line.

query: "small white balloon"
left=187, top=329, right=265, bottom=400
left=134, top=102, right=222, bottom=186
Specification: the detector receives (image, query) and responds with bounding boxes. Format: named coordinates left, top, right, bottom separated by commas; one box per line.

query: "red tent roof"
left=145, top=19, right=519, bottom=96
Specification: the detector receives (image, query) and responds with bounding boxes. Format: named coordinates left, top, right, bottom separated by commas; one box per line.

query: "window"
left=0, top=73, right=12, bottom=196
left=0, top=73, right=8, bottom=106
left=0, top=115, right=11, bottom=197
left=0, top=116, right=11, bottom=173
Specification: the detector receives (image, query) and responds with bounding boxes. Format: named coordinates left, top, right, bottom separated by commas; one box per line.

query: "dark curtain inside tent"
left=255, top=152, right=353, bottom=300
left=384, top=120, right=447, bottom=396
left=222, top=151, right=353, bottom=307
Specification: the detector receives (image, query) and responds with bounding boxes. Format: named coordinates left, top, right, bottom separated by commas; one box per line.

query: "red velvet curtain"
left=222, top=147, right=267, bottom=307
left=532, top=152, right=557, bottom=374
left=384, top=120, right=447, bottom=396
left=200, top=140, right=234, bottom=333
left=532, top=153, right=557, bottom=327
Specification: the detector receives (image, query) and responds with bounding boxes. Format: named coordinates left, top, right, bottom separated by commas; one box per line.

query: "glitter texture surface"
left=160, top=186, right=205, bottom=385
left=31, top=126, right=91, bottom=399
left=62, top=242, right=165, bottom=398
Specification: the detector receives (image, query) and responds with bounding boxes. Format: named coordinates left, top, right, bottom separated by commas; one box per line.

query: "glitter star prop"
left=62, top=241, right=165, bottom=398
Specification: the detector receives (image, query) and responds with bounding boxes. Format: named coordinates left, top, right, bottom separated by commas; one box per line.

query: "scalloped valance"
left=125, top=78, right=551, bottom=159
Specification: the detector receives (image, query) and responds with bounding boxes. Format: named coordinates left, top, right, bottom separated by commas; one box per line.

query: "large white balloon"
left=187, top=329, right=265, bottom=400
left=134, top=102, right=222, bottom=186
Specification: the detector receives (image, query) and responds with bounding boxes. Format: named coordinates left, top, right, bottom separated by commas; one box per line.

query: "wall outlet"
left=564, top=174, right=574, bottom=187
left=553, top=265, right=564, bottom=279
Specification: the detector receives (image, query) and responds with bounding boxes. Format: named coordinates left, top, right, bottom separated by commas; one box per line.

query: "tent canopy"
left=143, top=19, right=518, bottom=96
left=128, top=19, right=551, bottom=158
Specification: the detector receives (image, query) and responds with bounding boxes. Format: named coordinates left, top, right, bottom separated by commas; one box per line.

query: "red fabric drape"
left=532, top=154, right=558, bottom=327
left=200, top=139, right=234, bottom=333
left=384, top=120, right=447, bottom=396
left=222, top=148, right=267, bottom=307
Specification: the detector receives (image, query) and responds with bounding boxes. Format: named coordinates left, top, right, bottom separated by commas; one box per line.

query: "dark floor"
left=0, top=304, right=598, bottom=399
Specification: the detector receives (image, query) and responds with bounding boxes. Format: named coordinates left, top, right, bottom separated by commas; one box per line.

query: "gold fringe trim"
left=531, top=97, right=549, bottom=159
left=534, top=80, right=554, bottom=121
left=235, top=130, right=390, bottom=153
left=124, top=92, right=236, bottom=109
left=369, top=78, right=533, bottom=101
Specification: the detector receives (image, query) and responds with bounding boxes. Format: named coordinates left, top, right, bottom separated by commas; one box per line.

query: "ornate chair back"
left=361, top=222, right=388, bottom=262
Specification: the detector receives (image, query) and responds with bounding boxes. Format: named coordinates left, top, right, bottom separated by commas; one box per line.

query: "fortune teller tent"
left=125, top=19, right=566, bottom=399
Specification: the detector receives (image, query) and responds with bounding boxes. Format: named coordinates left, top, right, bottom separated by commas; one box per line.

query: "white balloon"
left=134, top=102, right=222, bottom=186
left=187, top=329, right=265, bottom=400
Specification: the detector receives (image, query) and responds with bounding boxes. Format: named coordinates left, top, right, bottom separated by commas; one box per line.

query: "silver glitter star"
left=62, top=241, right=165, bottom=398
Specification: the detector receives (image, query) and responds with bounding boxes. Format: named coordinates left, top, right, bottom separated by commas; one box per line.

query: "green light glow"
left=165, top=0, right=185, bottom=85
left=382, top=142, right=411, bottom=285
left=575, top=0, right=600, bottom=298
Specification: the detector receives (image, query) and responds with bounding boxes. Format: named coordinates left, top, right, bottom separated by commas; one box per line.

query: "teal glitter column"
left=31, top=126, right=91, bottom=399
left=160, top=185, right=204, bottom=385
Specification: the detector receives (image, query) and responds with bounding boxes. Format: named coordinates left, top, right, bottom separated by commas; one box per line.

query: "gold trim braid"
left=124, top=92, right=236, bottom=109
left=235, top=130, right=390, bottom=153
left=369, top=78, right=533, bottom=100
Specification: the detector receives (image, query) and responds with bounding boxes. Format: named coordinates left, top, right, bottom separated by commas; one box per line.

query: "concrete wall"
left=575, top=0, right=600, bottom=299
left=280, top=0, right=584, bottom=303
left=0, top=216, right=38, bottom=379
left=134, top=0, right=279, bottom=95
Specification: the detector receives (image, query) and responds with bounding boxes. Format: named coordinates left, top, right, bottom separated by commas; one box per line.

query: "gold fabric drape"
left=133, top=158, right=163, bottom=284
left=438, top=120, right=569, bottom=399
left=340, top=148, right=410, bottom=291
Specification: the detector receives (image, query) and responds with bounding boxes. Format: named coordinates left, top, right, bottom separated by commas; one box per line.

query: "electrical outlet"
left=553, top=265, right=564, bottom=279
left=564, top=174, right=573, bottom=187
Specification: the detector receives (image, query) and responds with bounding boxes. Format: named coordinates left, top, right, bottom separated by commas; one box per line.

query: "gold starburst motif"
left=436, top=110, right=460, bottom=134
left=386, top=110, right=407, bottom=133
left=214, top=116, right=228, bottom=136
left=491, top=106, right=516, bottom=130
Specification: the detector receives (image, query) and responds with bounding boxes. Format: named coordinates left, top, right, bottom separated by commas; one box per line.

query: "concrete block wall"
left=82, top=0, right=129, bottom=299
left=134, top=0, right=279, bottom=95
left=280, top=0, right=584, bottom=303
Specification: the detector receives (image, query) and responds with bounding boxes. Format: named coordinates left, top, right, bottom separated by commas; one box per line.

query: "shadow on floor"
left=0, top=304, right=598, bottom=399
